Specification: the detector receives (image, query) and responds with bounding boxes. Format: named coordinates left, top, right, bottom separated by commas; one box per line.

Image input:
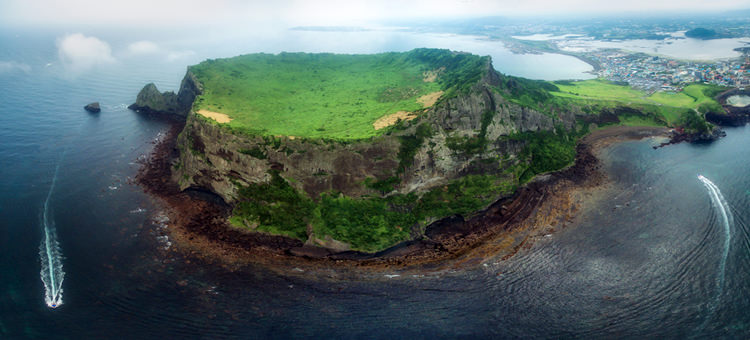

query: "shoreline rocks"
left=84, top=102, right=101, bottom=113
left=135, top=118, right=667, bottom=267
left=654, top=126, right=726, bottom=149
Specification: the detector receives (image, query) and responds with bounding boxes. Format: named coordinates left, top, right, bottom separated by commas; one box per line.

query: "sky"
left=2, top=0, right=749, bottom=76
left=2, top=0, right=750, bottom=29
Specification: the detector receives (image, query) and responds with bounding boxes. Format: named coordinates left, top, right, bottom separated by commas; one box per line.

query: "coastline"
left=136, top=121, right=669, bottom=270
left=497, top=37, right=602, bottom=74
left=559, top=50, right=603, bottom=74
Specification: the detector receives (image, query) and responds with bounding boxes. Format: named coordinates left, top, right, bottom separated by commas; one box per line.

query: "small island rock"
left=84, top=102, right=101, bottom=113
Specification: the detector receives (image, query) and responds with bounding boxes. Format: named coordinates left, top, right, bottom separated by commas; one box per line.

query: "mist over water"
left=559, top=35, right=750, bottom=60
left=1, top=27, right=750, bottom=338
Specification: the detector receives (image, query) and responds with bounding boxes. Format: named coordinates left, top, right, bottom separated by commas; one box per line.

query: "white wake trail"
left=40, top=160, right=65, bottom=308
left=697, top=174, right=733, bottom=325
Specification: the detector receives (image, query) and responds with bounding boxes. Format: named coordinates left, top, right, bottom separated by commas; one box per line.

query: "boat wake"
left=697, top=174, right=733, bottom=327
left=40, top=160, right=65, bottom=309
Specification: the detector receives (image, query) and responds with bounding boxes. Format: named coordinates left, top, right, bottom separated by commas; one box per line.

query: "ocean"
left=1, top=27, right=750, bottom=338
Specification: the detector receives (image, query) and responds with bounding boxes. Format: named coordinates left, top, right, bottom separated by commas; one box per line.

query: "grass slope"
left=550, top=79, right=726, bottom=125
left=190, top=51, right=449, bottom=139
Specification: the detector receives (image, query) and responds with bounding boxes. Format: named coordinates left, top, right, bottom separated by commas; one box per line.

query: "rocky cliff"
left=128, top=71, right=202, bottom=117
left=171, top=58, right=578, bottom=205
left=135, top=51, right=592, bottom=252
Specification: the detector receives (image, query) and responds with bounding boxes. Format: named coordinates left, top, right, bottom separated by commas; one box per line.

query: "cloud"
left=4, top=0, right=750, bottom=29
left=166, top=50, right=196, bottom=62
left=124, top=40, right=195, bottom=62
left=56, top=33, right=115, bottom=72
left=127, top=40, right=160, bottom=55
left=0, top=61, right=31, bottom=73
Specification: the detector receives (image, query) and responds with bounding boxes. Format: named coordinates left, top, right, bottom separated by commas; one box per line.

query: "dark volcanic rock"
left=84, top=102, right=101, bottom=113
left=129, top=83, right=177, bottom=114
left=706, top=112, right=746, bottom=127
left=128, top=71, right=202, bottom=118
left=668, top=127, right=725, bottom=145
left=691, top=127, right=726, bottom=142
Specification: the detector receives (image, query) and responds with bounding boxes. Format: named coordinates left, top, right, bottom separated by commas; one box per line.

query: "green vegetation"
left=231, top=170, right=314, bottom=240
left=497, top=77, right=559, bottom=112
left=648, top=91, right=697, bottom=108
left=189, top=49, right=487, bottom=140
left=363, top=176, right=400, bottom=194
left=679, top=110, right=711, bottom=134
left=413, top=174, right=516, bottom=217
left=314, top=195, right=413, bottom=252
left=231, top=171, right=516, bottom=252
left=508, top=127, right=580, bottom=183
left=407, top=48, right=490, bottom=96
left=549, top=79, right=726, bottom=125
left=314, top=173, right=516, bottom=252
left=616, top=115, right=664, bottom=127
left=685, top=28, right=725, bottom=40
left=681, top=85, right=725, bottom=114
left=238, top=147, right=266, bottom=159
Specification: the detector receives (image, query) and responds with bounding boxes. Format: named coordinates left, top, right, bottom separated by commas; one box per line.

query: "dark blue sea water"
left=2, top=28, right=750, bottom=338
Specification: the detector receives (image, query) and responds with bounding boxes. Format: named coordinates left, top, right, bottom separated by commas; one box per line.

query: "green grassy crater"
left=188, top=50, right=471, bottom=139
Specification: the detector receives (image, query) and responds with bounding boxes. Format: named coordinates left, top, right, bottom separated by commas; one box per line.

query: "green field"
left=189, top=50, right=486, bottom=139
left=551, top=79, right=647, bottom=103
left=550, top=79, right=726, bottom=125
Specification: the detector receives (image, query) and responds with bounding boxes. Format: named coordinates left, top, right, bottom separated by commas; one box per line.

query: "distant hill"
left=685, top=27, right=722, bottom=40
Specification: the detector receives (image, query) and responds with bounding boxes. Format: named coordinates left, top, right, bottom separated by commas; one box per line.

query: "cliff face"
left=171, top=60, right=578, bottom=205
left=129, top=71, right=202, bottom=117
left=173, top=120, right=401, bottom=203
left=403, top=63, right=577, bottom=193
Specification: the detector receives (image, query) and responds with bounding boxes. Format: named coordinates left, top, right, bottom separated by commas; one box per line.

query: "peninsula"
left=130, top=48, right=727, bottom=264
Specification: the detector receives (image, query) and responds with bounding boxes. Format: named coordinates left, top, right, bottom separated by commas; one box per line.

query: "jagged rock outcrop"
left=669, top=126, right=726, bottom=144
left=128, top=71, right=202, bottom=117
left=170, top=59, right=579, bottom=205
left=84, top=102, right=100, bottom=113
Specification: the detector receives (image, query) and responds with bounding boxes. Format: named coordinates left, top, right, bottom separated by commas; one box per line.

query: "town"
left=584, top=49, right=750, bottom=93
